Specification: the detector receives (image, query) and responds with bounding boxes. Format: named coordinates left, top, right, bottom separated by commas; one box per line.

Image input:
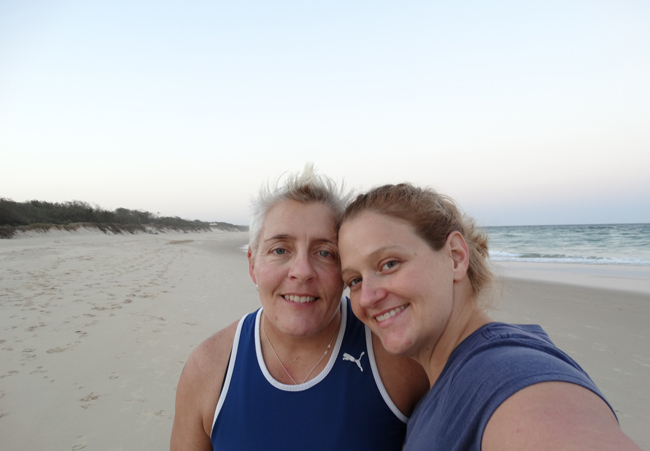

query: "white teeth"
left=284, top=295, right=317, bottom=303
left=375, top=305, right=407, bottom=322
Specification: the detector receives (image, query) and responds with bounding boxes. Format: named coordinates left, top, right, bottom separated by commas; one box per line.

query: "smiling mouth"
left=283, top=294, right=317, bottom=304
left=375, top=305, right=407, bottom=322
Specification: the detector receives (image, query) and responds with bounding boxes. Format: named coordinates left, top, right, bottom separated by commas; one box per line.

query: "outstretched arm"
left=170, top=322, right=238, bottom=451
left=483, top=381, right=642, bottom=451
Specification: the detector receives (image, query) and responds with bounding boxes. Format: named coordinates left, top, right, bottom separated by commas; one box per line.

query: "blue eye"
left=381, top=261, right=398, bottom=270
left=348, top=277, right=362, bottom=288
left=318, top=250, right=333, bottom=258
left=272, top=248, right=287, bottom=255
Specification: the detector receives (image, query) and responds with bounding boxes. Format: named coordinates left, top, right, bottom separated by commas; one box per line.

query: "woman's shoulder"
left=452, top=322, right=567, bottom=365
left=407, top=322, right=614, bottom=450
left=467, top=322, right=549, bottom=343
left=431, top=321, right=604, bottom=421
left=191, top=309, right=261, bottom=374
left=173, top=318, right=243, bottom=443
left=183, top=319, right=241, bottom=394
left=447, top=322, right=590, bottom=384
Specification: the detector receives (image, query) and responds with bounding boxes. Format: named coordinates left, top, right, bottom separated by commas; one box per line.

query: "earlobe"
left=248, top=248, right=257, bottom=284
left=447, top=232, right=470, bottom=280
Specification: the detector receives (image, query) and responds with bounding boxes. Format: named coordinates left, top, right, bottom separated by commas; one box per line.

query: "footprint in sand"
left=80, top=392, right=100, bottom=409
left=80, top=392, right=99, bottom=402
left=20, top=353, right=37, bottom=364
left=30, top=366, right=47, bottom=375
left=92, top=303, right=122, bottom=311
left=126, top=390, right=146, bottom=403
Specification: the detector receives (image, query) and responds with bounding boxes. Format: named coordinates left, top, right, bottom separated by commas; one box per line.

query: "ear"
left=248, top=247, right=257, bottom=284
left=446, top=231, right=470, bottom=281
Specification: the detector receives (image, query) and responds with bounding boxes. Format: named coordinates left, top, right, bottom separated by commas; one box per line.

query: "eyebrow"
left=264, top=234, right=293, bottom=242
left=264, top=234, right=337, bottom=246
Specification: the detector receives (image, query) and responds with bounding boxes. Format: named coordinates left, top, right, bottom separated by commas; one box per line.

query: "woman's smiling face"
left=339, top=211, right=458, bottom=358
left=249, top=200, right=344, bottom=338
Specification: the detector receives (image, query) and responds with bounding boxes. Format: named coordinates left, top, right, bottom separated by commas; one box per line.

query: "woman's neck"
left=260, top=309, right=342, bottom=384
left=417, top=291, right=493, bottom=388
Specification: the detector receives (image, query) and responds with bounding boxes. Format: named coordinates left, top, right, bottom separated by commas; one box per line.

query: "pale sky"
left=1, top=1, right=648, bottom=226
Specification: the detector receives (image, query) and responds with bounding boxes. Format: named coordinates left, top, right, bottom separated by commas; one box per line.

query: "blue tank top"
left=211, top=297, right=408, bottom=450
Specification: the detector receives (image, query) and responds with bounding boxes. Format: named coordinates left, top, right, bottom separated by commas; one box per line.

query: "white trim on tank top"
left=255, top=296, right=347, bottom=392
left=366, top=325, right=409, bottom=423
left=211, top=296, right=408, bottom=435
left=212, top=314, right=246, bottom=431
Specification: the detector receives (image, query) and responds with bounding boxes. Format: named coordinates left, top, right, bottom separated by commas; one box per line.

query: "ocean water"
left=484, top=223, right=650, bottom=266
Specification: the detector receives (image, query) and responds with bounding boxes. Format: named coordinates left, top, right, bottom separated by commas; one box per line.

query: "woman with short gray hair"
left=171, top=165, right=429, bottom=451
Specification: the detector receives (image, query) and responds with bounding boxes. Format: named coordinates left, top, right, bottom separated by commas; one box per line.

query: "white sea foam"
left=485, top=223, right=650, bottom=267
left=488, top=252, right=650, bottom=266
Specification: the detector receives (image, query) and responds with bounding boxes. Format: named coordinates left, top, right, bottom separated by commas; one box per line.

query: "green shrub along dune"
left=0, top=198, right=242, bottom=239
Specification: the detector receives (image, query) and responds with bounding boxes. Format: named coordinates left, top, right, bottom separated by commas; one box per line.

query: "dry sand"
left=1, top=229, right=257, bottom=451
left=1, top=231, right=648, bottom=450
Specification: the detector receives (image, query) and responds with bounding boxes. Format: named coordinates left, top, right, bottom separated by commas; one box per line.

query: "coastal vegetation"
left=0, top=198, right=245, bottom=239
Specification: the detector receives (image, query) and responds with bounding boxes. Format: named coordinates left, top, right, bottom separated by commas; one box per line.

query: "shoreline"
left=1, top=233, right=647, bottom=449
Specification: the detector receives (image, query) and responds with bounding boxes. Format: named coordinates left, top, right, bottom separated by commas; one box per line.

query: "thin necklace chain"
left=262, top=312, right=340, bottom=385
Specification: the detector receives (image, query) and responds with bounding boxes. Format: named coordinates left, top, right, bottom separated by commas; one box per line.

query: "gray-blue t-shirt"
left=404, top=323, right=613, bottom=451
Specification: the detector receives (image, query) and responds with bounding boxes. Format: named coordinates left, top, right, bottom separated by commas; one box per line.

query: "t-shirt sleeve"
left=440, top=337, right=613, bottom=449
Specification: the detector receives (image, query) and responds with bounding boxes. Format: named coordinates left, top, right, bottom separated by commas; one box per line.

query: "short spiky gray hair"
left=249, top=164, right=351, bottom=255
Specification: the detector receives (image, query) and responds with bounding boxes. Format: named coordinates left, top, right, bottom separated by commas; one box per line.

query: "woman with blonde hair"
left=338, top=183, right=641, bottom=451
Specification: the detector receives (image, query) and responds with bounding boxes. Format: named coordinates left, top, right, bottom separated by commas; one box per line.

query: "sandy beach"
left=1, top=230, right=648, bottom=450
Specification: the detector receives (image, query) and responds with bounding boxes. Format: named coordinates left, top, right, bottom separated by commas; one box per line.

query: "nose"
left=357, top=275, right=387, bottom=309
left=288, top=250, right=317, bottom=282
